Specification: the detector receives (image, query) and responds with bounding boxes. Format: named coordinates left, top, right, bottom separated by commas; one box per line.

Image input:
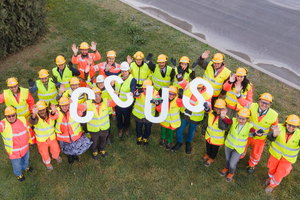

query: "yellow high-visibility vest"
left=36, top=78, right=58, bottom=105
left=4, top=88, right=30, bottom=118
left=205, top=112, right=226, bottom=145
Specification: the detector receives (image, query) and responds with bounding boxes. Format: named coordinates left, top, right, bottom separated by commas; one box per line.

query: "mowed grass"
left=0, top=0, right=300, bottom=199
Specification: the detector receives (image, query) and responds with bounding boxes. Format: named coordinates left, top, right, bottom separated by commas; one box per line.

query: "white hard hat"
left=96, top=75, right=105, bottom=83
left=120, top=62, right=130, bottom=71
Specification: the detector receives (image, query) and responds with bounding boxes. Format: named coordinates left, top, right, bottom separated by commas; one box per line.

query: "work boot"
left=247, top=166, right=255, bottom=174
left=166, top=143, right=172, bottom=150
left=171, top=142, right=182, bottom=152
left=73, top=155, right=79, bottom=162
left=55, top=156, right=62, bottom=163
left=137, top=137, right=143, bottom=146
left=159, top=139, right=165, bottom=147
left=186, top=142, right=192, bottom=154
left=220, top=167, right=229, bottom=176
left=265, top=185, right=274, bottom=193
left=100, top=150, right=108, bottom=158
left=93, top=151, right=98, bottom=160
left=68, top=155, right=74, bottom=164
left=118, top=128, right=123, bottom=137
left=265, top=178, right=270, bottom=186
left=201, top=154, right=209, bottom=161
left=205, top=158, right=214, bottom=167
left=125, top=128, right=130, bottom=136
left=46, top=163, right=53, bottom=170
left=25, top=166, right=34, bottom=172
left=226, top=173, right=234, bottom=182
left=143, top=138, right=149, bottom=146
left=17, top=175, right=25, bottom=182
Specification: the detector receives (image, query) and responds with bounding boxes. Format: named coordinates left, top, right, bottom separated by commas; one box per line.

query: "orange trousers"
left=37, top=138, right=60, bottom=165
left=240, top=137, right=265, bottom=167
left=268, top=155, right=292, bottom=187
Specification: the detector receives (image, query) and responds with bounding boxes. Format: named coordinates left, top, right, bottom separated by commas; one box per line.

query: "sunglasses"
left=287, top=124, right=297, bottom=128
left=7, top=114, right=16, bottom=119
left=260, top=101, right=270, bottom=105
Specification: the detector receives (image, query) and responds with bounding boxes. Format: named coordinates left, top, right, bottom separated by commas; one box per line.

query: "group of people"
left=0, top=41, right=299, bottom=194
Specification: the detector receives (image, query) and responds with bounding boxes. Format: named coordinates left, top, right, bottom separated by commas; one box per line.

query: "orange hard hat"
left=70, top=77, right=80, bottom=85
left=39, top=69, right=49, bottom=78
left=92, top=87, right=101, bottom=94
left=55, top=55, right=66, bottom=65
left=142, top=79, right=152, bottom=88
left=106, top=50, right=116, bottom=58
left=133, top=51, right=144, bottom=59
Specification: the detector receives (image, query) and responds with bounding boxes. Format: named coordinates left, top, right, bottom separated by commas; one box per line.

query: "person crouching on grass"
left=219, top=107, right=262, bottom=182
left=156, top=85, right=183, bottom=150
left=202, top=99, right=228, bottom=166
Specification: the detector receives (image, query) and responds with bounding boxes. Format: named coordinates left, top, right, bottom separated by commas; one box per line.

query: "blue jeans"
left=115, top=105, right=132, bottom=130
left=176, top=118, right=198, bottom=143
left=135, top=120, right=152, bottom=139
left=10, top=150, right=29, bottom=176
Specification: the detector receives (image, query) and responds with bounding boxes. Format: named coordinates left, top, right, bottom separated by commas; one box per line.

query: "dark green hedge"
left=0, top=0, right=47, bottom=59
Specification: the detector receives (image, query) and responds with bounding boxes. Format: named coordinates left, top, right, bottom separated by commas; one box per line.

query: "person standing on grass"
left=0, top=106, right=36, bottom=182
left=223, top=67, right=253, bottom=118
left=28, top=69, right=58, bottom=106
left=132, top=79, right=160, bottom=146
left=127, top=51, right=152, bottom=89
left=156, top=85, right=183, bottom=150
left=55, top=96, right=92, bottom=164
left=72, top=41, right=101, bottom=87
left=0, top=77, right=34, bottom=120
left=171, top=75, right=211, bottom=154
left=146, top=54, right=175, bottom=93
left=83, top=87, right=116, bottom=160
left=219, top=107, right=262, bottom=182
left=94, top=75, right=114, bottom=145
left=114, top=62, right=137, bottom=137
left=172, top=56, right=196, bottom=89
left=265, top=115, right=300, bottom=193
left=52, top=55, right=81, bottom=91
left=202, top=99, right=228, bottom=167
left=240, top=93, right=278, bottom=174
left=197, top=51, right=231, bottom=136
left=29, top=101, right=62, bottom=170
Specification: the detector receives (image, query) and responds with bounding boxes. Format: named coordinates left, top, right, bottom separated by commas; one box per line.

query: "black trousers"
left=90, top=129, right=108, bottom=152
left=206, top=140, right=220, bottom=159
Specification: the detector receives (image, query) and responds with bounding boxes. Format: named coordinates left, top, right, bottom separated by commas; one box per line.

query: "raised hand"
left=235, top=84, right=243, bottom=94
left=32, top=105, right=39, bottom=115
left=171, top=57, right=176, bottom=67
left=203, top=102, right=210, bottom=112
left=51, top=77, right=58, bottom=84
left=127, top=55, right=133, bottom=64
left=192, top=62, right=197, bottom=71
left=146, top=53, right=153, bottom=61
left=68, top=61, right=74, bottom=70
left=90, top=41, right=97, bottom=51
left=272, top=125, right=280, bottom=137
left=201, top=50, right=210, bottom=59
left=28, top=79, right=35, bottom=87
left=220, top=108, right=227, bottom=119
left=72, top=43, right=78, bottom=56
left=59, top=84, right=65, bottom=95
left=229, top=74, right=236, bottom=83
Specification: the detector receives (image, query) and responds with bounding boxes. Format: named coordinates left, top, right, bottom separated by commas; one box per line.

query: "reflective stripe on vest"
left=152, top=65, right=172, bottom=91
left=130, top=62, right=151, bottom=85
left=86, top=99, right=110, bottom=132
left=205, top=112, right=226, bottom=145
left=34, top=114, right=56, bottom=142
left=52, top=66, right=73, bottom=90
left=160, top=96, right=181, bottom=128
left=115, top=74, right=134, bottom=102
left=203, top=61, right=231, bottom=96
left=225, top=83, right=251, bottom=110
left=36, top=79, right=58, bottom=105
left=173, top=68, right=192, bottom=89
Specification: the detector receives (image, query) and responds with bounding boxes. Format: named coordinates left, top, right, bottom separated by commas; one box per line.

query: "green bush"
left=0, top=0, right=47, bottom=59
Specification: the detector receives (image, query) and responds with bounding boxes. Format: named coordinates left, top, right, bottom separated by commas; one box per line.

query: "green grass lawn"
left=0, top=0, right=300, bottom=199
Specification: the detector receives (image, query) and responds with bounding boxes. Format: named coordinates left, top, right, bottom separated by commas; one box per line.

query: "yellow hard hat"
left=214, top=99, right=226, bottom=109
left=56, top=55, right=66, bottom=65
left=157, top=54, right=168, bottom=62
left=286, top=114, right=300, bottom=126
left=133, top=51, right=144, bottom=59
left=6, top=77, right=18, bottom=87
left=179, top=56, right=190, bottom=63
left=80, top=42, right=89, bottom=50
left=235, top=67, right=247, bottom=76
left=4, top=106, right=16, bottom=115
left=70, top=77, right=80, bottom=85
left=39, top=69, right=49, bottom=78
left=238, top=108, right=251, bottom=118
left=142, top=79, right=152, bottom=88
left=259, top=93, right=273, bottom=103
left=212, top=53, right=224, bottom=63
left=36, top=101, right=47, bottom=110
left=169, top=85, right=178, bottom=94
left=59, top=96, right=70, bottom=106
left=195, top=77, right=204, bottom=88
left=92, top=87, right=101, bottom=94
left=106, top=50, right=116, bottom=58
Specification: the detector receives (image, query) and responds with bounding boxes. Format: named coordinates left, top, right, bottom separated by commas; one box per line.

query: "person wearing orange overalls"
left=29, top=101, right=61, bottom=170
left=265, top=115, right=300, bottom=193
left=0, top=106, right=36, bottom=182
left=240, top=93, right=278, bottom=174
left=71, top=41, right=101, bottom=87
